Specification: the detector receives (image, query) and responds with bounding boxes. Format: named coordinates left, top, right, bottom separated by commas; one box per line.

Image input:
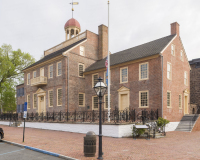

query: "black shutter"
left=20, top=104, right=22, bottom=113
left=17, top=89, right=19, bottom=97
left=22, top=88, right=24, bottom=96
left=17, top=105, right=20, bottom=113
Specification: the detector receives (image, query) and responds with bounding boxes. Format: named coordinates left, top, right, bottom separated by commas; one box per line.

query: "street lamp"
left=94, top=77, right=107, bottom=160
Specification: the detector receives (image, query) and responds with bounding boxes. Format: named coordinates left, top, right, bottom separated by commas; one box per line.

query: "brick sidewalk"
left=1, top=125, right=200, bottom=160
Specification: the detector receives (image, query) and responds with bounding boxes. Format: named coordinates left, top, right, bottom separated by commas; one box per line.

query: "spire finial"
left=70, top=0, right=79, bottom=18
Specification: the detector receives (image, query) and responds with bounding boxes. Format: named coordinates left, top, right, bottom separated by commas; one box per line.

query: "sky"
left=0, top=0, right=200, bottom=61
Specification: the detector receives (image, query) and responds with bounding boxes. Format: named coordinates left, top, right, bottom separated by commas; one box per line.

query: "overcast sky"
left=1, top=0, right=200, bottom=61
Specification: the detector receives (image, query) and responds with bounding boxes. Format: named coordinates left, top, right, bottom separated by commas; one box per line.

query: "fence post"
left=83, top=111, right=85, bottom=122
left=60, top=111, right=61, bottom=121
left=103, top=110, right=105, bottom=123
left=157, top=109, right=159, bottom=119
left=53, top=111, right=54, bottom=121
left=74, top=110, right=76, bottom=122
left=126, top=110, right=128, bottom=122
left=42, top=112, right=43, bottom=121
left=134, top=109, right=136, bottom=122
left=47, top=111, right=48, bottom=121
left=92, top=110, right=94, bottom=122
left=67, top=110, right=69, bottom=122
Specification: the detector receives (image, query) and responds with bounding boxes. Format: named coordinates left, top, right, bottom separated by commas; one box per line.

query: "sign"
left=23, top=102, right=27, bottom=119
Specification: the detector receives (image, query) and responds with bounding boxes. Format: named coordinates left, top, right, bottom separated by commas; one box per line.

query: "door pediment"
left=117, top=86, right=130, bottom=92
left=184, top=89, right=190, bottom=94
left=36, top=88, right=46, bottom=95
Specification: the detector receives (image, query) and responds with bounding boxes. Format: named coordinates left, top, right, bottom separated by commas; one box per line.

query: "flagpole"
left=108, top=1, right=110, bottom=122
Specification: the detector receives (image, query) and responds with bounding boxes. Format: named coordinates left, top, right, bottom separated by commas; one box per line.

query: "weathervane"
left=70, top=0, right=79, bottom=18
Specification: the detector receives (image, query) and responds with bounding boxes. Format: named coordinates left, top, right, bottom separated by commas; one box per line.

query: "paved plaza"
left=0, top=125, right=200, bottom=160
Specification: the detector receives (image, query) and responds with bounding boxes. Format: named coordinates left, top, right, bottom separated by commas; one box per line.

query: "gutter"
left=62, top=53, right=69, bottom=114
left=161, top=54, right=163, bottom=118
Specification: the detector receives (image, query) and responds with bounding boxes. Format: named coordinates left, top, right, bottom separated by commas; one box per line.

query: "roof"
left=189, top=58, right=200, bottom=65
left=64, top=18, right=81, bottom=29
left=23, top=38, right=86, bottom=71
left=85, top=34, right=176, bottom=72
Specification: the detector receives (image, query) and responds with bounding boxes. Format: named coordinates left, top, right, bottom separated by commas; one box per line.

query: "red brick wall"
left=162, top=36, right=190, bottom=122
left=84, top=56, right=162, bottom=116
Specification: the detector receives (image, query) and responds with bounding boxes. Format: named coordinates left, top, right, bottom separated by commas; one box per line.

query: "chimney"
left=98, top=25, right=108, bottom=60
left=171, top=22, right=180, bottom=36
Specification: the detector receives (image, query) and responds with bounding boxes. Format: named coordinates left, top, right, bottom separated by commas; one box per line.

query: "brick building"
left=189, top=58, right=200, bottom=113
left=16, top=18, right=190, bottom=122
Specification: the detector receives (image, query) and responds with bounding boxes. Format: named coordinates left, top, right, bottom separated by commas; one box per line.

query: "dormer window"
left=80, top=46, right=85, bottom=56
left=171, top=45, right=175, bottom=56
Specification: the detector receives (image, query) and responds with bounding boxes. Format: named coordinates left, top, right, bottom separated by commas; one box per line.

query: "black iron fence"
left=0, top=108, right=159, bottom=124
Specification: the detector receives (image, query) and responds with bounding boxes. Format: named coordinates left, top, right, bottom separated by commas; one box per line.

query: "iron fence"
left=0, top=108, right=159, bottom=124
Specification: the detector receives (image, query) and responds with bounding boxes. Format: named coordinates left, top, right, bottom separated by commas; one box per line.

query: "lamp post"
left=94, top=77, right=107, bottom=160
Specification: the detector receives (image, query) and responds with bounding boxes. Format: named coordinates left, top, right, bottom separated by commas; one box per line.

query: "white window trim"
left=78, top=63, right=85, bottom=78
left=120, top=67, right=128, bottom=84
left=48, top=90, right=53, bottom=107
left=92, top=73, right=99, bottom=87
left=167, top=91, right=172, bottom=108
left=33, top=93, right=37, bottom=109
left=139, top=90, right=149, bottom=108
left=27, top=94, right=30, bottom=109
left=78, top=93, right=85, bottom=107
left=49, top=64, right=53, bottom=79
left=167, top=62, right=172, bottom=80
left=80, top=46, right=85, bottom=56
left=180, top=50, right=184, bottom=62
left=171, top=44, right=175, bottom=56
left=104, top=94, right=111, bottom=109
left=184, top=71, right=188, bottom=86
left=92, top=96, right=98, bottom=110
left=57, top=88, right=62, bottom=106
left=27, top=73, right=30, bottom=85
left=139, top=62, right=149, bottom=81
left=179, top=94, right=182, bottom=109
left=33, top=71, right=36, bottom=79
left=57, top=61, right=62, bottom=77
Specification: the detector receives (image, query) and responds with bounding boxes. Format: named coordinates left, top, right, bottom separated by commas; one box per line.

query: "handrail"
left=44, top=31, right=87, bottom=56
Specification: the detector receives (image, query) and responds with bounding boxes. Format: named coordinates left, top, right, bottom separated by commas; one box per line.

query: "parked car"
left=0, top=128, right=4, bottom=140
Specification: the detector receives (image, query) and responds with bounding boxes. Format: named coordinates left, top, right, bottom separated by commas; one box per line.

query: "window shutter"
left=79, top=64, right=84, bottom=77
left=22, top=88, right=24, bottom=96
left=93, top=97, right=98, bottom=109
left=17, top=105, right=19, bottom=113
left=79, top=94, right=84, bottom=106
left=22, top=104, right=24, bottom=112
left=17, top=89, right=19, bottom=97
left=58, top=89, right=62, bottom=106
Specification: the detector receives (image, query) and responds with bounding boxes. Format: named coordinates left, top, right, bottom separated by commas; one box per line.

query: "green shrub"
left=157, top=117, right=170, bottom=127
left=132, top=126, right=145, bottom=137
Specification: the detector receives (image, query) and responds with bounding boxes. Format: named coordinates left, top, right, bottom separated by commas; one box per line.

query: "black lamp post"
left=94, top=77, right=107, bottom=160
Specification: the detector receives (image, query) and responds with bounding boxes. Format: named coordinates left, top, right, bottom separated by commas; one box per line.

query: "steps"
left=175, top=114, right=199, bottom=132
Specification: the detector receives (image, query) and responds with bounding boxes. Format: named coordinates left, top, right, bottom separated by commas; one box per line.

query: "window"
left=139, top=62, right=148, bottom=80
left=57, top=88, right=62, bottom=106
left=80, top=46, right=85, bottom=56
left=49, top=65, right=53, bottom=78
left=79, top=63, right=84, bottom=77
left=179, top=94, right=182, bottom=109
left=139, top=91, right=148, bottom=108
left=184, top=71, right=188, bottom=85
left=27, top=73, right=30, bottom=85
left=33, top=71, right=36, bottom=78
left=104, top=70, right=111, bottom=85
left=167, top=62, right=172, bottom=80
left=171, top=44, right=175, bottom=56
left=79, top=93, right=85, bottom=106
left=27, top=95, right=30, bottom=109
left=104, top=94, right=111, bottom=109
left=167, top=91, right=171, bottom=108
left=49, top=90, right=53, bottom=107
left=92, top=74, right=99, bottom=87
left=92, top=96, right=98, bottom=110
left=180, top=51, right=184, bottom=61
left=57, top=62, right=62, bottom=76
left=120, top=67, right=128, bottom=83
left=33, top=94, right=37, bottom=108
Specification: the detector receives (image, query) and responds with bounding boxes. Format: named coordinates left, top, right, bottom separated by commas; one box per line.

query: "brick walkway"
left=1, top=125, right=200, bottom=160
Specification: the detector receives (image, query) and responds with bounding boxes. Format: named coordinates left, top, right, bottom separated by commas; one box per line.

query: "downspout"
left=161, top=54, right=163, bottom=118
left=62, top=53, right=69, bottom=114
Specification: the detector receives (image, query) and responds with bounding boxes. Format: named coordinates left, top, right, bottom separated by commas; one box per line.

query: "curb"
left=2, top=140, right=78, bottom=160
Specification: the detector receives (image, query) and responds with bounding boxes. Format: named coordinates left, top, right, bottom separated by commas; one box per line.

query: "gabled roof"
left=85, top=34, right=176, bottom=72
left=189, top=58, right=200, bottom=64
left=23, top=38, right=86, bottom=71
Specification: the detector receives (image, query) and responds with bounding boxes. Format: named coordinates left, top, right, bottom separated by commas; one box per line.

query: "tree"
left=0, top=44, right=35, bottom=112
